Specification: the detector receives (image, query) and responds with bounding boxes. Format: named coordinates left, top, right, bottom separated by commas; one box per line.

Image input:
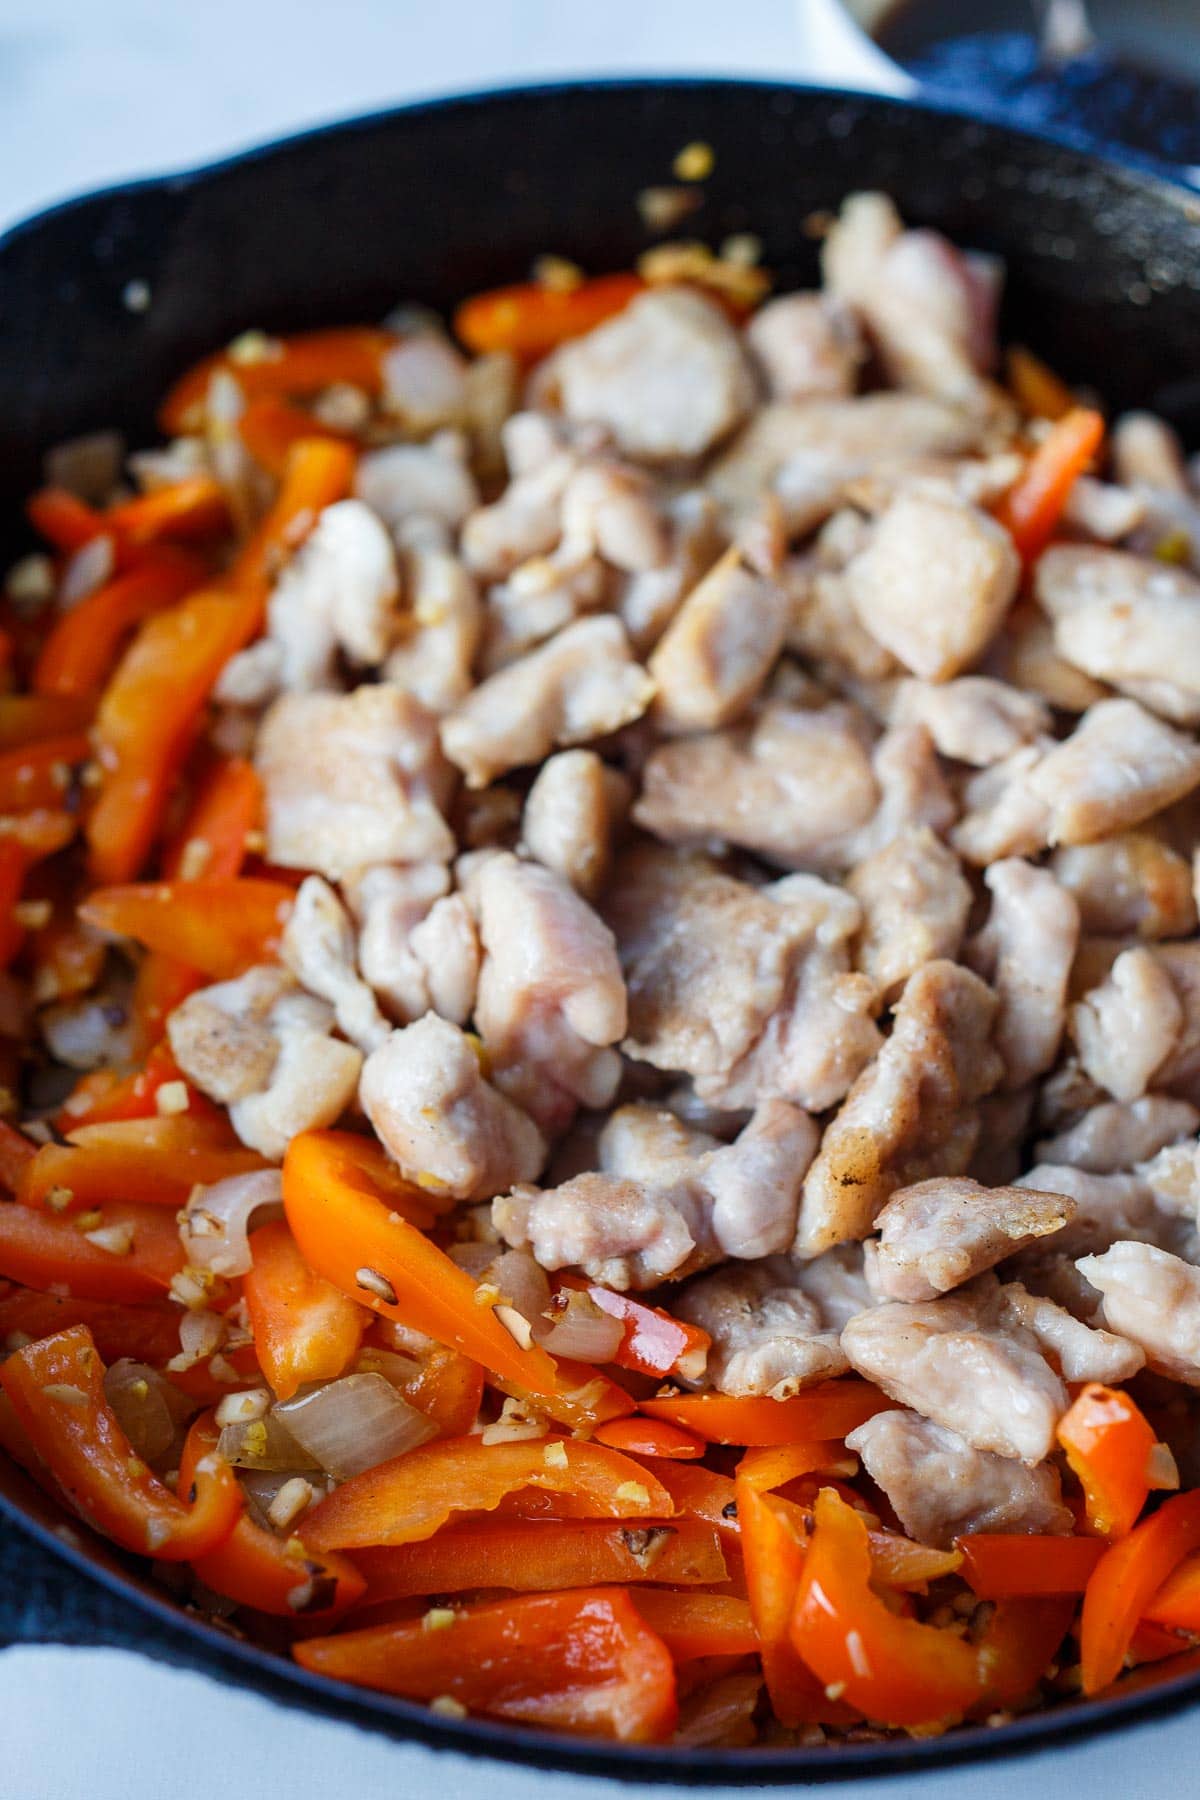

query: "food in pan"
left=3, top=187, right=1200, bottom=1748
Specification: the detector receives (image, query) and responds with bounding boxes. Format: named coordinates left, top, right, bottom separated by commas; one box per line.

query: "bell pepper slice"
left=238, top=396, right=354, bottom=479
left=0, top=1325, right=241, bottom=1559
left=631, top=1588, right=757, bottom=1660
left=300, top=1434, right=675, bottom=1552
left=594, top=1417, right=707, bottom=1461
left=735, top=1441, right=858, bottom=1494
left=103, top=476, right=229, bottom=549
left=178, top=1412, right=365, bottom=1616
left=1005, top=345, right=1075, bottom=421
left=491, top=1358, right=636, bottom=1435
left=958, top=1532, right=1107, bottom=1599
left=18, top=1116, right=267, bottom=1211
left=0, top=1121, right=36, bottom=1193
left=639, top=1382, right=888, bottom=1446
left=454, top=274, right=645, bottom=361
left=0, top=693, right=95, bottom=748
left=295, top=1585, right=678, bottom=1742
left=556, top=1276, right=709, bottom=1379
left=159, top=329, right=396, bottom=435
left=282, top=1130, right=556, bottom=1394
left=54, top=1043, right=215, bottom=1132
left=128, top=950, right=203, bottom=1060
left=1080, top=1489, right=1200, bottom=1694
left=995, top=406, right=1105, bottom=565
left=162, top=758, right=262, bottom=882
left=0, top=1195, right=184, bottom=1300
left=974, top=1596, right=1076, bottom=1712
left=34, top=550, right=208, bottom=700
left=228, top=437, right=358, bottom=626
left=385, top=1343, right=484, bottom=1439
left=352, top=1515, right=726, bottom=1600
left=791, top=1487, right=982, bottom=1729
left=0, top=734, right=92, bottom=812
left=1144, top=1548, right=1200, bottom=1632
left=244, top=1220, right=368, bottom=1401
left=1057, top=1382, right=1160, bottom=1538
left=86, top=590, right=257, bottom=884
left=80, top=876, right=292, bottom=980
left=0, top=1289, right=183, bottom=1366
left=26, top=487, right=106, bottom=553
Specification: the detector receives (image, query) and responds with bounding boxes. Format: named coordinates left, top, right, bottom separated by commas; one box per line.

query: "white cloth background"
left=0, top=2, right=1193, bottom=1793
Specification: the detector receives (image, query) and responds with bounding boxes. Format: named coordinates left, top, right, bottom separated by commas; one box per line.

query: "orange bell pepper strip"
left=159, top=328, right=396, bottom=436
left=80, top=877, right=293, bottom=979
left=54, top=1042, right=216, bottom=1132
left=0, top=1325, right=241, bottom=1559
left=1127, top=1620, right=1191, bottom=1666
left=958, top=1532, right=1107, bottom=1599
left=1005, top=345, right=1075, bottom=421
left=995, top=406, right=1106, bottom=565
left=0, top=1120, right=36, bottom=1193
left=639, top=1381, right=888, bottom=1446
left=296, top=1585, right=678, bottom=1742
left=26, top=487, right=106, bottom=552
left=1057, top=1382, right=1162, bottom=1539
left=18, top=1116, right=267, bottom=1212
left=301, top=1434, right=675, bottom=1553
left=33, top=550, right=207, bottom=699
left=0, top=734, right=91, bottom=812
left=178, top=1412, right=365, bottom=1616
left=735, top=1441, right=858, bottom=1494
left=238, top=396, right=354, bottom=479
left=162, top=758, right=262, bottom=882
left=1080, top=1489, right=1200, bottom=1694
left=974, top=1596, right=1076, bottom=1712
left=352, top=1516, right=726, bottom=1600
left=594, top=1416, right=707, bottom=1461
left=0, top=839, right=26, bottom=968
left=282, top=1130, right=556, bottom=1394
left=557, top=1276, right=710, bottom=1379
left=227, top=436, right=358, bottom=626
left=455, top=274, right=645, bottom=362
left=1144, top=1548, right=1200, bottom=1632
left=103, top=476, right=229, bottom=550
left=86, top=589, right=258, bottom=884
left=0, top=693, right=95, bottom=748
left=243, top=1220, right=368, bottom=1401
left=385, top=1343, right=484, bottom=1439
left=632, top=1589, right=757, bottom=1661
left=0, top=1288, right=183, bottom=1366
left=127, top=950, right=203, bottom=1060
left=0, top=1194, right=184, bottom=1301
left=491, top=1358, right=637, bottom=1435
left=791, top=1487, right=982, bottom=1729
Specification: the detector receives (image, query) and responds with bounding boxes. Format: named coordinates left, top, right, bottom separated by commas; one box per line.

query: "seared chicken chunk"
left=745, top=292, right=863, bottom=401
left=343, top=863, right=479, bottom=1027
left=1014, top=1164, right=1166, bottom=1258
left=968, top=860, right=1079, bottom=1090
left=1037, top=545, right=1200, bottom=722
left=1051, top=831, right=1197, bottom=940
left=847, top=826, right=970, bottom=1001
left=889, top=676, right=1050, bottom=766
left=1000, top=1280, right=1144, bottom=1383
left=354, top=433, right=479, bottom=534
left=1035, top=1098, right=1200, bottom=1174
left=1070, top=947, right=1183, bottom=1103
left=1079, top=1241, right=1200, bottom=1385
left=384, top=548, right=482, bottom=714
left=672, top=1257, right=849, bottom=1397
left=867, top=1177, right=1074, bottom=1302
left=520, top=750, right=631, bottom=899
left=648, top=550, right=789, bottom=734
left=263, top=498, right=400, bottom=691
left=280, top=874, right=389, bottom=1053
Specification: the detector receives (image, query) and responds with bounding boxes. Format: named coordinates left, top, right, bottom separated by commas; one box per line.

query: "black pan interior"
left=2, top=77, right=1200, bottom=1779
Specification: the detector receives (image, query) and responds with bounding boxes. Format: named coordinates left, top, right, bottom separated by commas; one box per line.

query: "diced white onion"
left=534, top=1288, right=624, bottom=1363
left=103, top=1360, right=192, bottom=1463
left=274, top=1373, right=437, bottom=1480
left=181, top=1171, right=284, bottom=1278
left=217, top=1412, right=318, bottom=1472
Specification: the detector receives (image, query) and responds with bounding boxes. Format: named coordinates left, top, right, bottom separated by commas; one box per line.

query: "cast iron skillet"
left=3, top=78, right=1200, bottom=1782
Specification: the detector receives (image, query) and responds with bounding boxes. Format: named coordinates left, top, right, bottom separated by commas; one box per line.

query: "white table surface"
left=0, top=2, right=1195, bottom=1794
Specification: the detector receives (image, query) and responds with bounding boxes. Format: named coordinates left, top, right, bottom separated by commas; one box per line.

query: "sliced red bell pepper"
left=735, top=1441, right=857, bottom=1494
left=34, top=550, right=208, bottom=699
left=127, top=950, right=203, bottom=1060
left=178, top=1412, right=365, bottom=1616
left=490, top=1358, right=636, bottom=1435
left=0, top=1195, right=184, bottom=1301
left=80, top=877, right=293, bottom=979
left=18, top=1116, right=267, bottom=1211
left=1080, top=1489, right=1200, bottom=1694
left=0, top=1121, right=37, bottom=1193
left=1005, top=345, right=1075, bottom=421
left=0, top=693, right=95, bottom=749
left=958, top=1532, right=1107, bottom=1599
left=0, top=1325, right=241, bottom=1559
left=0, top=1289, right=182, bottom=1365
left=282, top=1130, right=556, bottom=1394
left=1144, top=1548, right=1200, bottom=1632
left=162, top=758, right=262, bottom=882
left=973, top=1596, right=1076, bottom=1712
left=227, top=436, right=357, bottom=627
left=301, top=1434, right=675, bottom=1552
left=454, top=274, right=645, bottom=362
left=593, top=1417, right=707, bottom=1461
left=244, top=1220, right=368, bottom=1401
left=351, top=1516, right=727, bottom=1599
left=238, top=396, right=354, bottom=478
left=26, top=487, right=105, bottom=553
left=631, top=1588, right=756, bottom=1661
left=995, top=406, right=1106, bottom=565
left=294, top=1585, right=678, bottom=1742
left=639, top=1382, right=888, bottom=1446
left=103, top=476, right=229, bottom=549
left=0, top=734, right=91, bottom=812
left=557, top=1276, right=709, bottom=1379
left=54, top=1043, right=216, bottom=1132
left=1057, top=1382, right=1160, bottom=1538
left=385, top=1343, right=484, bottom=1439
left=159, top=329, right=396, bottom=435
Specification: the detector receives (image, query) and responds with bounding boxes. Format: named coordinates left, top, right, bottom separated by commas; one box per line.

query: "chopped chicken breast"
left=745, top=292, right=863, bottom=401
left=648, top=550, right=789, bottom=734
left=847, top=826, right=971, bottom=1002
left=672, top=1258, right=849, bottom=1396
left=520, top=750, right=631, bottom=899
left=868, top=1177, right=1074, bottom=1302
left=968, top=859, right=1079, bottom=1090
left=1079, top=1241, right=1200, bottom=1385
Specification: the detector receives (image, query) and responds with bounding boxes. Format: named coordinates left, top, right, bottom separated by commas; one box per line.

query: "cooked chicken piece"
left=1051, top=832, right=1196, bottom=940
left=342, top=863, right=476, bottom=1027
left=440, top=615, right=654, bottom=788
left=995, top=602, right=1111, bottom=713
left=889, top=676, right=1050, bottom=766
left=634, top=696, right=879, bottom=870
left=1139, top=1137, right=1200, bottom=1219
left=520, top=750, right=631, bottom=899
left=1070, top=947, right=1182, bottom=1103
left=1036, top=1098, right=1200, bottom=1173
left=822, top=192, right=1000, bottom=407
left=167, top=965, right=293, bottom=1104
left=1145, top=943, right=1200, bottom=1104
left=597, top=1103, right=721, bottom=1176
left=867, top=1177, right=1073, bottom=1302
left=1060, top=475, right=1147, bottom=543
left=256, top=684, right=455, bottom=878
left=968, top=860, right=1079, bottom=1091
left=847, top=827, right=971, bottom=1002
left=616, top=488, right=725, bottom=654
left=1015, top=1164, right=1165, bottom=1257
left=254, top=498, right=400, bottom=692
left=609, top=849, right=880, bottom=1112
left=383, top=548, right=481, bottom=713
left=1112, top=411, right=1190, bottom=495
left=554, top=288, right=756, bottom=462
left=380, top=333, right=469, bottom=431
left=558, top=460, right=671, bottom=574
left=280, top=875, right=389, bottom=1054
left=1000, top=1281, right=1144, bottom=1383
left=841, top=723, right=960, bottom=871
left=846, top=1411, right=1072, bottom=1548
left=672, top=1258, right=848, bottom=1397
left=354, top=432, right=479, bottom=533
left=648, top=549, right=789, bottom=734
left=841, top=1282, right=1067, bottom=1463
left=969, top=1087, right=1036, bottom=1187
left=460, top=427, right=576, bottom=581
left=745, top=292, right=863, bottom=400
left=494, top=1100, right=816, bottom=1289
left=474, top=851, right=626, bottom=1132
left=359, top=1013, right=545, bottom=1204
left=785, top=561, right=901, bottom=687
left=1079, top=1240, right=1200, bottom=1385
left=844, top=493, right=1019, bottom=683
left=949, top=742, right=1056, bottom=865
left=480, top=552, right=609, bottom=676
left=169, top=967, right=361, bottom=1160
left=796, top=961, right=1002, bottom=1258
left=1037, top=545, right=1200, bottom=722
